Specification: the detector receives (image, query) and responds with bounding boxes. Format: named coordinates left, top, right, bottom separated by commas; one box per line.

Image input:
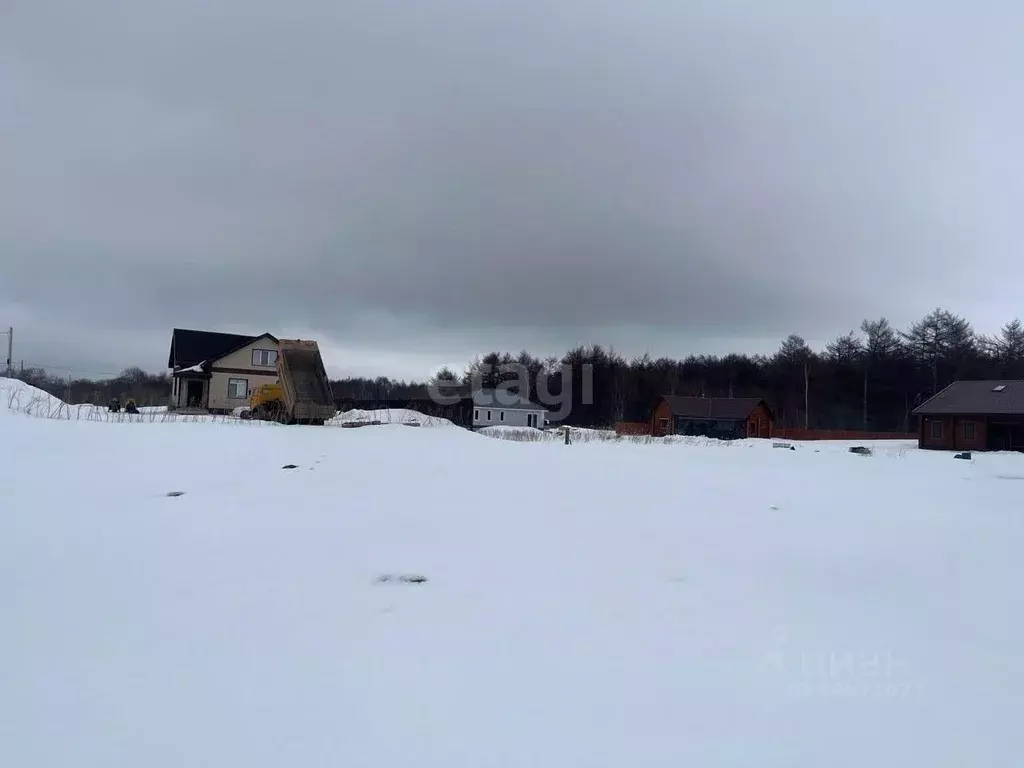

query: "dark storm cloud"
left=3, top=0, right=1023, bottom=378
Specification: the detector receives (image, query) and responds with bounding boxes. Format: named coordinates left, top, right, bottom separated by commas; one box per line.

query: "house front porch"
left=170, top=370, right=211, bottom=411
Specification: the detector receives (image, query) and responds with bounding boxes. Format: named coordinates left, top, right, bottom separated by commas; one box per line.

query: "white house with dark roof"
left=167, top=328, right=281, bottom=412
left=472, top=388, right=550, bottom=429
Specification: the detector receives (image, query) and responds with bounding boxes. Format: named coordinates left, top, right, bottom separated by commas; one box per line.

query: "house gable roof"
left=472, top=388, right=549, bottom=411
left=912, top=380, right=1024, bottom=416
left=211, top=333, right=279, bottom=365
left=662, top=395, right=769, bottom=421
left=167, top=328, right=269, bottom=369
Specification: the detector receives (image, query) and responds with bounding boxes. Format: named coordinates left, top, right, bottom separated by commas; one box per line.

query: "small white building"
left=472, top=388, right=550, bottom=429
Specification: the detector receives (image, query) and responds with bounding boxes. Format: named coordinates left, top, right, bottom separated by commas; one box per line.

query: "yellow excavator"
left=246, top=383, right=287, bottom=421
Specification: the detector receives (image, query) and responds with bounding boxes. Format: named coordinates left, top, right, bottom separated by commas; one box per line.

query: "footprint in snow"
left=375, top=574, right=428, bottom=585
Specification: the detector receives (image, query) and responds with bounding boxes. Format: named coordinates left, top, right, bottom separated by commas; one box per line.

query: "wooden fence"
left=614, top=421, right=651, bottom=436
left=615, top=421, right=915, bottom=441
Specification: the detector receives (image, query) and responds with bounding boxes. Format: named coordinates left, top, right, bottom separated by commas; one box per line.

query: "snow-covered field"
left=2, top=377, right=1022, bottom=766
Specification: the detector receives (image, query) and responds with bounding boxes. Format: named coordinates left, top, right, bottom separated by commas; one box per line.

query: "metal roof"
left=912, top=380, right=1024, bottom=416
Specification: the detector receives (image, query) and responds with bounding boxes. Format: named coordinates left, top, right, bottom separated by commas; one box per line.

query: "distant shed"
left=650, top=396, right=773, bottom=440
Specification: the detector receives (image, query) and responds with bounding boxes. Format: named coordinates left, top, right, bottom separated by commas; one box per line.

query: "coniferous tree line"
left=9, top=309, right=1024, bottom=431
left=333, top=309, right=1024, bottom=431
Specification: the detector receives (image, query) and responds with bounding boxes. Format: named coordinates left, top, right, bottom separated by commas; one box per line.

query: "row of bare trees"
left=11, top=366, right=172, bottom=407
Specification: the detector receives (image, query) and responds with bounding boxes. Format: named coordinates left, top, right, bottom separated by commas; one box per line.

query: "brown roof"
left=662, top=396, right=768, bottom=421
left=912, top=380, right=1024, bottom=416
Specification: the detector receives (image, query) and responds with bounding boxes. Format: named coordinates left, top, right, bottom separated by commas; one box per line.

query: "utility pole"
left=862, top=363, right=869, bottom=431
left=803, top=359, right=810, bottom=430
left=2, top=326, right=11, bottom=376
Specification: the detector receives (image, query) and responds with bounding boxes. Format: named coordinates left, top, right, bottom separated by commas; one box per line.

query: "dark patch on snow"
left=849, top=446, right=873, bottom=456
left=375, top=573, right=429, bottom=585
left=165, top=491, right=185, bottom=497
left=281, top=464, right=298, bottom=470
left=954, top=452, right=972, bottom=460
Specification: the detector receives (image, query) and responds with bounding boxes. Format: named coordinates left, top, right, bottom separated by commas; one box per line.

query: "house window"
left=474, top=409, right=479, bottom=420
left=930, top=420, right=943, bottom=439
left=228, top=378, right=249, bottom=399
left=487, top=410, right=492, bottom=421
left=251, top=352, right=276, bottom=370
left=252, top=349, right=278, bottom=367
left=963, top=421, right=976, bottom=439
left=500, top=411, right=505, bottom=421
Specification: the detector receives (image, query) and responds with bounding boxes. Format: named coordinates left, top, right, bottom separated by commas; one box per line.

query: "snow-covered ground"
left=2, top=377, right=1023, bottom=766
left=479, top=424, right=616, bottom=442
left=478, top=424, right=918, bottom=455
left=480, top=424, right=748, bottom=447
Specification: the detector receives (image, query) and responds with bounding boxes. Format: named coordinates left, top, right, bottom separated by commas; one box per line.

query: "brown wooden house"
left=913, top=380, right=1024, bottom=452
left=650, top=396, right=773, bottom=439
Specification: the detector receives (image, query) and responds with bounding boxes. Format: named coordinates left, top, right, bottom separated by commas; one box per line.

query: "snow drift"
left=330, top=407, right=457, bottom=428
left=0, top=376, right=68, bottom=418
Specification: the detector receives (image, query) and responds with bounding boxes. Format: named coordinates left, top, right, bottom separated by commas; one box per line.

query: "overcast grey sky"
left=2, top=0, right=1022, bottom=380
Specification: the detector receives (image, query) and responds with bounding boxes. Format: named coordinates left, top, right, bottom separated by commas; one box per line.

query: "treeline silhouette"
left=332, top=309, right=1024, bottom=431
left=11, top=366, right=173, bottom=407
left=9, top=309, right=1024, bottom=430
